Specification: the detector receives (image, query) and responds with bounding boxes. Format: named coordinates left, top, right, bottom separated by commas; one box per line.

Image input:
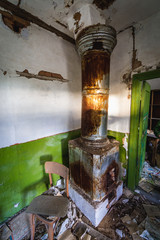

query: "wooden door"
left=128, top=79, right=150, bottom=189
left=136, top=82, right=151, bottom=185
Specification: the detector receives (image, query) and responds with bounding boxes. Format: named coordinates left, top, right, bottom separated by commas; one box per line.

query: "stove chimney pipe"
left=76, top=25, right=117, bottom=142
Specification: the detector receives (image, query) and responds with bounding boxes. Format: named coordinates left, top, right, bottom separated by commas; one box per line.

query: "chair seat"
left=26, top=195, right=69, bottom=218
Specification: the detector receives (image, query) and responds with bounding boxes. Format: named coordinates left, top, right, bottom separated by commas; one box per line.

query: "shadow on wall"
left=21, top=130, right=81, bottom=211
left=22, top=155, right=52, bottom=207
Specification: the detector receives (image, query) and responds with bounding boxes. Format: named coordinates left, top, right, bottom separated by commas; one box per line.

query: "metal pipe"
left=76, top=24, right=117, bottom=141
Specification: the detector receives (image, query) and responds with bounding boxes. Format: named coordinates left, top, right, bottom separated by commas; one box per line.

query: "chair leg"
left=48, top=223, right=54, bottom=240
left=30, top=214, right=36, bottom=240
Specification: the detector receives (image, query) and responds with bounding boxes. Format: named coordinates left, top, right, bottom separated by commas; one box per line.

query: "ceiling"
left=8, top=0, right=160, bottom=37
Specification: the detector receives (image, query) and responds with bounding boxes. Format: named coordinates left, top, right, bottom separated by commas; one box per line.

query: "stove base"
left=69, top=181, right=123, bottom=227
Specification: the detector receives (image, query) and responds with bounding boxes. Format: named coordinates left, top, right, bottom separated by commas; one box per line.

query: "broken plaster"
left=120, top=25, right=160, bottom=90
left=93, top=0, right=116, bottom=10
left=0, top=10, right=30, bottom=33
left=16, top=69, right=69, bottom=83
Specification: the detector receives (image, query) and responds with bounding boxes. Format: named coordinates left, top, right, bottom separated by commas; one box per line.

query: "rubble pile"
left=20, top=185, right=160, bottom=240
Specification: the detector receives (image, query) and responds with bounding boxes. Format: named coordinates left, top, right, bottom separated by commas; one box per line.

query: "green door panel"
left=128, top=79, right=143, bottom=190
left=136, top=82, right=151, bottom=185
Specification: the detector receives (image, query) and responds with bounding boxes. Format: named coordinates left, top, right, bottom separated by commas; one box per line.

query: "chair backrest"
left=45, top=161, right=69, bottom=197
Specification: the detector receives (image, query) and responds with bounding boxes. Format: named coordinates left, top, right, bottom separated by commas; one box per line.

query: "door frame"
left=127, top=69, right=160, bottom=190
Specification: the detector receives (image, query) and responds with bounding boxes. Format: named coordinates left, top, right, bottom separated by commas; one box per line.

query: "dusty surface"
left=21, top=187, right=155, bottom=240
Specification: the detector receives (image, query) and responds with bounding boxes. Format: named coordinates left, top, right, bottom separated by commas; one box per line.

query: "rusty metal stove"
left=69, top=25, right=123, bottom=227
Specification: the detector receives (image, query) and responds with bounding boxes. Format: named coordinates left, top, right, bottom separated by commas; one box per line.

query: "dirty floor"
left=21, top=185, right=160, bottom=240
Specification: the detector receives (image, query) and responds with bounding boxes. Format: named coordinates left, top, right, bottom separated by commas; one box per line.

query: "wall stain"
left=73, top=11, right=82, bottom=34
left=122, top=72, right=132, bottom=90
left=64, top=0, right=74, bottom=8
left=132, top=26, right=142, bottom=70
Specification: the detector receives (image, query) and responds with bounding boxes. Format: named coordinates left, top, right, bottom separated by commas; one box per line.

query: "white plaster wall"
left=108, top=10, right=160, bottom=134
left=0, top=18, right=81, bottom=148
left=147, top=78, right=160, bottom=90
left=135, top=10, right=160, bottom=68
left=108, top=28, right=132, bottom=133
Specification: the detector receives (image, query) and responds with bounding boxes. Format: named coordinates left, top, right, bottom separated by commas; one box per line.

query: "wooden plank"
left=0, top=0, right=75, bottom=45
left=136, top=81, right=151, bottom=185
left=128, top=79, right=142, bottom=190
left=133, top=69, right=160, bottom=81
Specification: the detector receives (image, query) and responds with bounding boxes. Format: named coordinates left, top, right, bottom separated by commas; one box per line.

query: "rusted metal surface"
left=69, top=138, right=120, bottom=201
left=76, top=25, right=117, bottom=141
left=76, top=25, right=117, bottom=57
left=81, top=51, right=110, bottom=140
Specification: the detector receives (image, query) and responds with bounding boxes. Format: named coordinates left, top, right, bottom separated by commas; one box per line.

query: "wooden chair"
left=27, top=161, right=69, bottom=240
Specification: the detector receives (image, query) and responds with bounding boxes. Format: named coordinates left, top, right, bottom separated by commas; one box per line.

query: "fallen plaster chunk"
left=58, top=229, right=76, bottom=240
left=116, top=229, right=123, bottom=238
left=72, top=220, right=110, bottom=240
left=123, top=188, right=134, bottom=198
left=122, top=199, right=129, bottom=204
left=14, top=202, right=20, bottom=208
left=121, top=215, right=132, bottom=223
left=143, top=204, right=160, bottom=217
left=140, top=230, right=154, bottom=240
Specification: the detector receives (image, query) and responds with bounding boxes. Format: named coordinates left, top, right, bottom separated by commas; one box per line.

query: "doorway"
left=127, top=69, right=160, bottom=190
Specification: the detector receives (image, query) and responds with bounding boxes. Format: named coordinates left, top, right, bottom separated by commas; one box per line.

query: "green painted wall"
left=0, top=129, right=81, bottom=223
left=0, top=129, right=128, bottom=223
left=108, top=130, right=129, bottom=181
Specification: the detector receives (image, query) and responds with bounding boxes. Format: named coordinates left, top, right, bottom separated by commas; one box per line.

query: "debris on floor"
left=2, top=180, right=160, bottom=239
left=25, top=187, right=160, bottom=239
left=141, top=161, right=160, bottom=187
left=0, top=223, right=13, bottom=240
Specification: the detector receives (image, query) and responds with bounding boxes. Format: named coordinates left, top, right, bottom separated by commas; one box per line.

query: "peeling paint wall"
left=108, top=10, right=160, bottom=134
left=0, top=16, right=81, bottom=148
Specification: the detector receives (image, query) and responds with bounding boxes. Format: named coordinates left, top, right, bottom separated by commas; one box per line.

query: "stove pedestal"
left=69, top=137, right=123, bottom=227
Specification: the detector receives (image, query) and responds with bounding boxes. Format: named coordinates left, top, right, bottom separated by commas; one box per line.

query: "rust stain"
left=70, top=162, right=92, bottom=193
left=82, top=94, right=108, bottom=137
left=100, top=160, right=119, bottom=193
left=82, top=51, right=110, bottom=89
left=0, top=10, right=30, bottom=33
left=93, top=0, right=116, bottom=10
left=81, top=50, right=110, bottom=137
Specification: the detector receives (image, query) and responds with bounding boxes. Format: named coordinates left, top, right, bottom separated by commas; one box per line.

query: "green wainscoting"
left=0, top=129, right=128, bottom=223
left=108, top=130, right=129, bottom=180
left=0, top=129, right=81, bottom=223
